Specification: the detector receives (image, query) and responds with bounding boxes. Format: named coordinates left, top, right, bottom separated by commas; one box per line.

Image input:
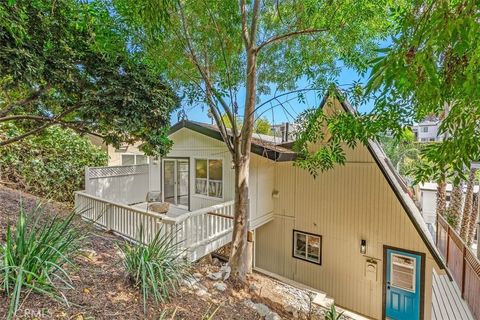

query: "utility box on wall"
left=365, top=259, right=378, bottom=282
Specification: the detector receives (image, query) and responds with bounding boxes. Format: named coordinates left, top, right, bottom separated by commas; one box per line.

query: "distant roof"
left=168, top=121, right=297, bottom=161
left=420, top=182, right=479, bottom=193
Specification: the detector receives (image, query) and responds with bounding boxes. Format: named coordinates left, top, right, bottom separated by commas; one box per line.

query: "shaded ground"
left=0, top=186, right=261, bottom=319
left=0, top=186, right=344, bottom=320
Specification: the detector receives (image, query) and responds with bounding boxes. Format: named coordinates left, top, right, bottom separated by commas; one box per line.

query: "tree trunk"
left=229, top=153, right=252, bottom=281
left=229, top=47, right=257, bottom=282
left=467, top=193, right=479, bottom=246
left=460, top=168, right=477, bottom=240
left=436, top=179, right=447, bottom=217
left=448, top=179, right=464, bottom=230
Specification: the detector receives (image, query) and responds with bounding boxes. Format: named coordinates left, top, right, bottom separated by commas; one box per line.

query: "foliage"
left=114, top=0, right=399, bottom=279
left=378, top=129, right=422, bottom=179
left=296, top=1, right=480, bottom=182
left=325, top=304, right=343, bottom=320
left=0, top=205, right=81, bottom=319
left=119, top=228, right=190, bottom=313
left=0, top=0, right=178, bottom=155
left=255, top=117, right=272, bottom=135
left=0, top=123, right=107, bottom=202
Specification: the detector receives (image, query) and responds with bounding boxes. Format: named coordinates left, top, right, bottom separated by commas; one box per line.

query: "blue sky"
left=174, top=66, right=374, bottom=126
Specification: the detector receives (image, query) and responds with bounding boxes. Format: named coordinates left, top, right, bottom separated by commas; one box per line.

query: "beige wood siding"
left=107, top=143, right=144, bottom=166
left=163, top=128, right=275, bottom=222
left=167, top=128, right=235, bottom=210
left=255, top=152, right=434, bottom=319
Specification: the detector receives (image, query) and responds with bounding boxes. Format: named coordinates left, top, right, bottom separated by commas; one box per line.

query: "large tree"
left=295, top=1, right=480, bottom=183
left=0, top=0, right=178, bottom=155
left=114, top=0, right=395, bottom=280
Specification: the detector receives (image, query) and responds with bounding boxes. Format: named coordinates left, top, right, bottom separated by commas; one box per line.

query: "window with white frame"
left=195, top=159, right=223, bottom=198
left=293, top=230, right=322, bottom=265
left=121, top=154, right=149, bottom=165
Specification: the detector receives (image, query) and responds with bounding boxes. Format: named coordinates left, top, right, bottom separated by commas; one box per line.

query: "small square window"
left=293, top=230, right=322, bottom=265
left=422, top=127, right=429, bottom=133
left=122, top=154, right=135, bottom=165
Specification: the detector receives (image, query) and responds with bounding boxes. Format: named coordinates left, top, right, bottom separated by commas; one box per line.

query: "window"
left=391, top=254, right=416, bottom=292
left=422, top=126, right=429, bottom=133
left=293, top=230, right=322, bottom=265
left=121, top=154, right=149, bottom=165
left=195, top=159, right=223, bottom=198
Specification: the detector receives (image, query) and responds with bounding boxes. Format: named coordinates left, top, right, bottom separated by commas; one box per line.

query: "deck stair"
left=74, top=191, right=235, bottom=261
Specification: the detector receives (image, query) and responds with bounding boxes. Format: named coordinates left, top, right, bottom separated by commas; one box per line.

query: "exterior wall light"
left=360, top=239, right=367, bottom=255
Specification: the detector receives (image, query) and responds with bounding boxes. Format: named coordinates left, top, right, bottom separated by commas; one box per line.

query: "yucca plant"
left=119, top=227, right=190, bottom=313
left=325, top=304, right=343, bottom=320
left=0, top=204, right=81, bottom=319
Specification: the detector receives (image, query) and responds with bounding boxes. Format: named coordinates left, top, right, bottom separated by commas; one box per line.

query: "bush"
left=0, top=123, right=107, bottom=203
left=0, top=204, right=81, bottom=319
left=119, top=228, right=190, bottom=313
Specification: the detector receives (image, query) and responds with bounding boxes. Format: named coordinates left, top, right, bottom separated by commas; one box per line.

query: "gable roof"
left=169, top=120, right=297, bottom=161
left=169, top=91, right=446, bottom=271
left=334, top=91, right=446, bottom=271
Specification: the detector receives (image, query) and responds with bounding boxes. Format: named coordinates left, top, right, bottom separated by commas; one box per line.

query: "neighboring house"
left=412, top=117, right=442, bottom=142
left=417, top=182, right=479, bottom=224
left=77, top=92, right=479, bottom=320
left=271, top=122, right=296, bottom=143
left=87, top=135, right=148, bottom=166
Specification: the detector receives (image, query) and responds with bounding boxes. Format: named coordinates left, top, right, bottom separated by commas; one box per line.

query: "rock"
left=285, top=304, right=299, bottom=318
left=254, top=303, right=271, bottom=317
left=207, top=271, right=222, bottom=281
left=195, top=288, right=210, bottom=297
left=220, top=265, right=231, bottom=280
left=213, top=281, right=227, bottom=292
left=249, top=283, right=259, bottom=292
left=266, top=312, right=281, bottom=320
left=212, top=257, right=220, bottom=265
left=192, top=272, right=203, bottom=280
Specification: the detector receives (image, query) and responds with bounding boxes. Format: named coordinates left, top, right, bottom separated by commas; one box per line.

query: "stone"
left=220, top=265, right=231, bottom=280
left=285, top=304, right=299, bottom=318
left=253, top=303, right=270, bottom=317
left=266, top=312, right=281, bottom=320
left=212, top=257, right=220, bottom=265
left=213, top=281, right=227, bottom=292
left=207, top=271, right=222, bottom=281
left=249, top=283, right=259, bottom=292
left=192, top=272, right=203, bottom=280
left=195, top=288, right=210, bottom=297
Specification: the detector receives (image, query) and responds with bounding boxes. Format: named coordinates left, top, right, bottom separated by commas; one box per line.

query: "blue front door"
left=385, top=248, right=422, bottom=320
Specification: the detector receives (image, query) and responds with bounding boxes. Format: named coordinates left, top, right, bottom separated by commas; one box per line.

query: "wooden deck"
left=432, top=270, right=474, bottom=320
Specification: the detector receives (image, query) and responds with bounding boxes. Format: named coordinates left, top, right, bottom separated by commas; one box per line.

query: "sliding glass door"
left=162, top=159, right=189, bottom=209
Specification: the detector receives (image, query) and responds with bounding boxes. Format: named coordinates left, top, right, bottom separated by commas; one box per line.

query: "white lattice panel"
left=88, top=164, right=149, bottom=179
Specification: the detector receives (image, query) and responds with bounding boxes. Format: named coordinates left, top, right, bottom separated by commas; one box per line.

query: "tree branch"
left=256, top=28, right=329, bottom=52
left=0, top=105, right=80, bottom=146
left=240, top=0, right=250, bottom=47
left=0, top=87, right=49, bottom=117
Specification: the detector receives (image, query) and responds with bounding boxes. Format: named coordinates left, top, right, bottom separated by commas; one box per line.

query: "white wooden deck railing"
left=74, top=191, right=234, bottom=260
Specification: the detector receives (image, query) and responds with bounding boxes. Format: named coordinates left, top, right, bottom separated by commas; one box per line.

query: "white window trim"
left=121, top=153, right=149, bottom=166
left=293, top=230, right=322, bottom=265
left=193, top=157, right=224, bottom=200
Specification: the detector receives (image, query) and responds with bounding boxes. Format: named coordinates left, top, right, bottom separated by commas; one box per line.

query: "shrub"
left=119, top=228, right=190, bottom=313
left=0, top=123, right=107, bottom=203
left=325, top=304, right=343, bottom=320
left=0, top=204, right=81, bottom=319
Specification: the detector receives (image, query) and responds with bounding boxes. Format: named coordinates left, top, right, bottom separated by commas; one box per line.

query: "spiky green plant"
left=119, top=227, right=190, bottom=313
left=0, top=204, right=81, bottom=319
left=325, top=304, right=343, bottom=320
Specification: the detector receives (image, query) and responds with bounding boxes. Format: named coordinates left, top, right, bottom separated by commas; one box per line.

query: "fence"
left=74, top=191, right=235, bottom=261
left=84, top=164, right=149, bottom=205
left=436, top=215, right=480, bottom=319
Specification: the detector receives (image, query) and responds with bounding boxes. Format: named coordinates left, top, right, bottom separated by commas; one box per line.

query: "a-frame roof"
left=168, top=91, right=446, bottom=271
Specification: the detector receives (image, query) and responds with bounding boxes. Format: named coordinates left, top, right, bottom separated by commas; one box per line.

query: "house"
left=76, top=92, right=480, bottom=320
left=87, top=134, right=148, bottom=166
left=412, top=117, right=442, bottom=142
left=417, top=182, right=479, bottom=226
